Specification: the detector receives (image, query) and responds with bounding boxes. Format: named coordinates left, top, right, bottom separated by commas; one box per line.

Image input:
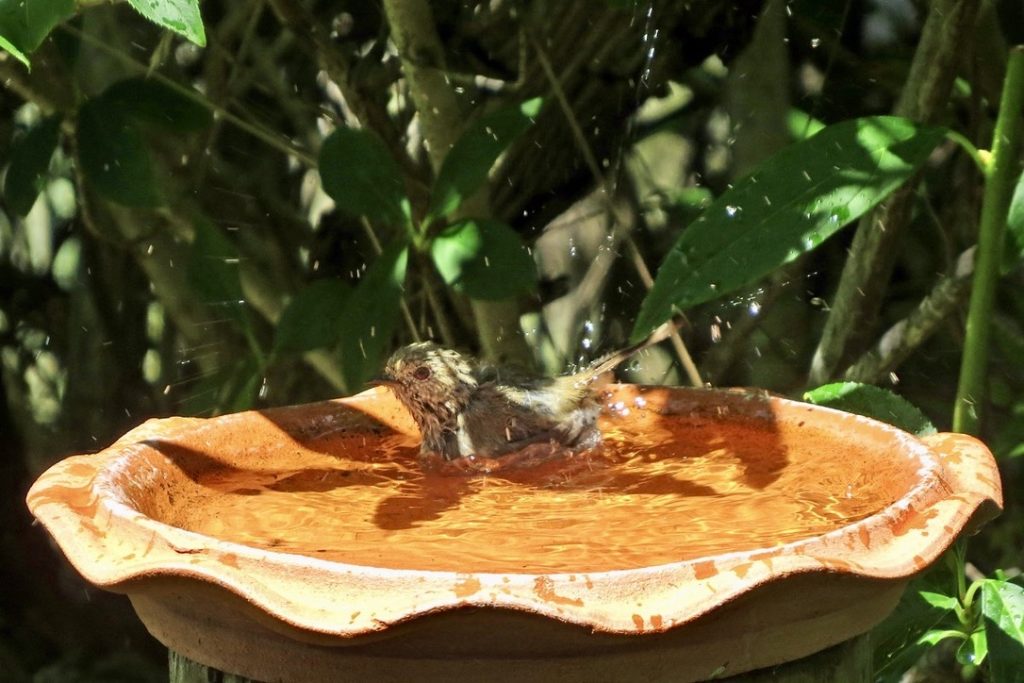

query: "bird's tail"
left=581, top=317, right=684, bottom=382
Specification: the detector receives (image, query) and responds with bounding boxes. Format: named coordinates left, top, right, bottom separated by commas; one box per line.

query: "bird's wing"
left=458, top=383, right=600, bottom=458
left=457, top=384, right=565, bottom=457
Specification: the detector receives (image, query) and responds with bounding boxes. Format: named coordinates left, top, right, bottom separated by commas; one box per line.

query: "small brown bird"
left=374, top=324, right=675, bottom=462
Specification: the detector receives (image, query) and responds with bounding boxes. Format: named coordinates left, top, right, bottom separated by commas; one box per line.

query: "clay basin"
left=28, top=385, right=1001, bottom=682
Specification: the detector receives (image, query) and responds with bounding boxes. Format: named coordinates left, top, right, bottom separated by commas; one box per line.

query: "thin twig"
left=845, top=248, right=974, bottom=384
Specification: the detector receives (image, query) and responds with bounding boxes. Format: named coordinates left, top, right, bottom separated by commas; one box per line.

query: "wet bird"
left=373, top=324, right=676, bottom=462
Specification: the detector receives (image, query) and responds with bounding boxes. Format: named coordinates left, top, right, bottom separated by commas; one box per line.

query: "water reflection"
left=140, top=391, right=910, bottom=574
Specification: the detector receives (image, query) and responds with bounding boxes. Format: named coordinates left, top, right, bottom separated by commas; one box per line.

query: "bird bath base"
left=27, top=386, right=1002, bottom=682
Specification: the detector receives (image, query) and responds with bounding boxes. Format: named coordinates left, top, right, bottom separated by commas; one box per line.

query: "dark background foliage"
left=2, top=0, right=1023, bottom=679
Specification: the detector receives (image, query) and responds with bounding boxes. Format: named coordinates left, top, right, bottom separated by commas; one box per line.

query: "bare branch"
left=844, top=248, right=974, bottom=384
left=809, top=0, right=980, bottom=385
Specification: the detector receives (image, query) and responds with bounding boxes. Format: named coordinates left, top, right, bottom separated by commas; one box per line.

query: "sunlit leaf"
left=319, top=127, right=408, bottom=227
left=0, top=0, right=73, bottom=67
left=274, top=279, right=351, bottom=353
left=430, top=219, right=536, bottom=300
left=983, top=580, right=1024, bottom=683
left=919, top=591, right=960, bottom=610
left=340, top=243, right=408, bottom=392
left=1004, top=169, right=1024, bottom=273
left=787, top=109, right=826, bottom=140
left=77, top=98, right=161, bottom=208
left=631, top=116, right=946, bottom=341
left=104, top=78, right=212, bottom=132
left=803, top=382, right=936, bottom=436
left=428, top=97, right=543, bottom=220
left=126, top=0, right=206, bottom=47
left=3, top=115, right=61, bottom=216
left=51, top=236, right=82, bottom=291
left=917, top=629, right=967, bottom=646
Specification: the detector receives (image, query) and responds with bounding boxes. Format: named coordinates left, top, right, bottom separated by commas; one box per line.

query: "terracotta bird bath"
left=28, top=385, right=1001, bottom=682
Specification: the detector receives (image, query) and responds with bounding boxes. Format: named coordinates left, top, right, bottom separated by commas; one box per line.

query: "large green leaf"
left=803, top=382, right=936, bottom=436
left=340, top=243, right=408, bottom=392
left=77, top=97, right=161, bottom=208
left=104, top=78, right=212, bottom=132
left=3, top=115, right=61, bottom=216
left=273, top=279, right=351, bottom=353
left=983, top=580, right=1024, bottom=683
left=126, top=0, right=205, bottom=47
left=0, top=0, right=73, bottom=67
left=319, top=127, right=408, bottom=227
left=430, top=219, right=537, bottom=300
left=631, top=116, right=946, bottom=341
left=428, top=97, right=543, bottom=220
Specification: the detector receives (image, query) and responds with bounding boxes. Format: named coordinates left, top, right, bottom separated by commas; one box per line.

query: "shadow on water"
left=136, top=385, right=785, bottom=532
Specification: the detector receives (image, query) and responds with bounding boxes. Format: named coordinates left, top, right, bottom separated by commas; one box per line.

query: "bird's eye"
left=413, top=366, right=432, bottom=381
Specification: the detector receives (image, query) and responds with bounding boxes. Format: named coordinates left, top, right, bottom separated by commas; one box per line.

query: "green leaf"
left=225, top=355, right=262, bottom=413
left=77, top=97, right=161, bottom=207
left=631, top=116, right=946, bottom=341
left=872, top=562, right=959, bottom=683
left=179, top=355, right=259, bottom=416
left=103, top=78, right=212, bottom=132
left=428, top=97, right=543, bottom=220
left=919, top=591, right=961, bottom=610
left=430, top=219, right=537, bottom=299
left=803, top=382, right=936, bottom=436
left=319, top=127, right=408, bottom=226
left=340, top=243, right=408, bottom=392
left=0, top=0, right=74, bottom=67
left=917, top=629, right=967, bottom=646
left=1004, top=169, right=1024, bottom=274
left=3, top=115, right=61, bottom=216
left=787, top=109, right=826, bottom=140
left=273, top=279, right=351, bottom=353
left=983, top=580, right=1024, bottom=683
left=126, top=0, right=206, bottom=47
left=958, top=628, right=988, bottom=668
left=187, top=220, right=248, bottom=328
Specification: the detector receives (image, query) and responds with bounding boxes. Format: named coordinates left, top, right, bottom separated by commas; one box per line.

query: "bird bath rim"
left=27, top=384, right=1003, bottom=640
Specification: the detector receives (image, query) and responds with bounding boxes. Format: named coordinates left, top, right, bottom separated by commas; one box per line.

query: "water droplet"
left=725, top=205, right=741, bottom=218
left=810, top=38, right=821, bottom=48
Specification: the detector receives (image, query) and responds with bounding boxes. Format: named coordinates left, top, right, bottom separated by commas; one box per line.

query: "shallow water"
left=167, top=408, right=911, bottom=573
